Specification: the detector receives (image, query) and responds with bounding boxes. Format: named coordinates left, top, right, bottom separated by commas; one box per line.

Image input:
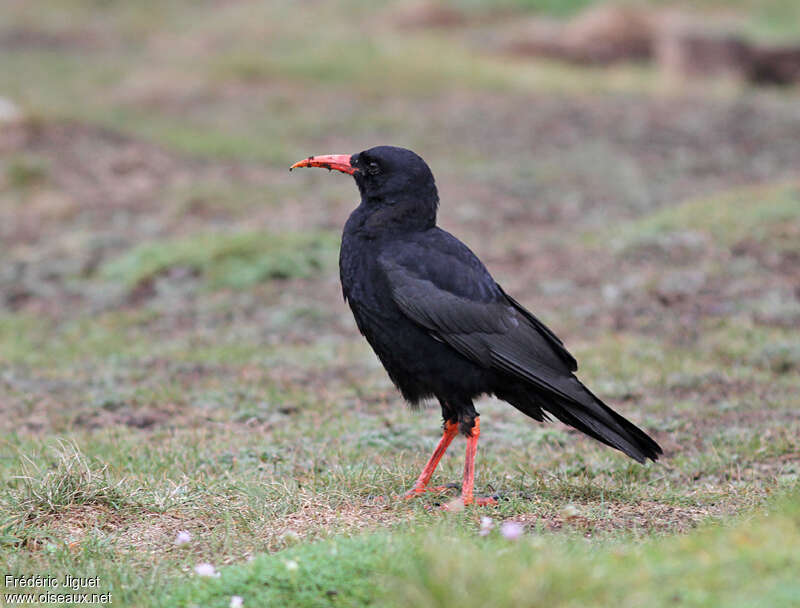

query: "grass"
left=157, top=488, right=800, bottom=607
left=100, top=230, right=339, bottom=290
left=613, top=182, right=800, bottom=252
left=387, top=492, right=800, bottom=608
left=455, top=0, right=800, bottom=40
left=0, top=2, right=769, bottom=165
left=452, top=0, right=597, bottom=16
left=2, top=441, right=138, bottom=543
left=1, top=0, right=799, bottom=606
left=5, top=155, right=49, bottom=189
left=162, top=530, right=387, bottom=608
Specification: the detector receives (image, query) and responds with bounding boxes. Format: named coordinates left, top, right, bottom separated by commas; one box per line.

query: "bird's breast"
left=339, top=234, right=494, bottom=403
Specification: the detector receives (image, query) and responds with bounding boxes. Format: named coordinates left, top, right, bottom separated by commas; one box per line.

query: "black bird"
left=291, top=146, right=661, bottom=506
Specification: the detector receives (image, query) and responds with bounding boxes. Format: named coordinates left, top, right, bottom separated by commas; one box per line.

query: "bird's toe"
left=403, top=482, right=460, bottom=500
left=402, top=487, right=426, bottom=500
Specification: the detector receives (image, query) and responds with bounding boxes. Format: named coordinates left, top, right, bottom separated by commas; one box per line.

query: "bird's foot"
left=402, top=487, right=426, bottom=500
left=402, top=483, right=458, bottom=500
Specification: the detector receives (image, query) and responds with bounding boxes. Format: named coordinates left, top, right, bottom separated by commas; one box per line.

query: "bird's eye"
left=367, top=162, right=381, bottom=175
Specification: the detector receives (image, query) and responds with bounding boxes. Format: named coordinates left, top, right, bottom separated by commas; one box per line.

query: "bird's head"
left=291, top=145, right=439, bottom=232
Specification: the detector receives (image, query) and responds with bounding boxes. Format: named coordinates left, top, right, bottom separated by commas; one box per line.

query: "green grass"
left=2, top=440, right=139, bottom=542
left=614, top=182, right=800, bottom=251
left=158, top=488, right=800, bottom=608
left=389, top=492, right=800, bottom=608
left=451, top=0, right=596, bottom=17
left=454, top=0, right=800, bottom=40
left=100, top=230, right=339, bottom=290
left=161, top=531, right=388, bottom=608
left=2, top=0, right=800, bottom=606
left=4, top=155, right=49, bottom=189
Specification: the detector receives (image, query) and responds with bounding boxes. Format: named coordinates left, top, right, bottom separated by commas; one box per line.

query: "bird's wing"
left=378, top=232, right=578, bottom=390
left=379, top=231, right=661, bottom=463
left=497, top=287, right=577, bottom=371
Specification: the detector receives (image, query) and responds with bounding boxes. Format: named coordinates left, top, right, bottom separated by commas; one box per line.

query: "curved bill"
left=289, top=154, right=356, bottom=175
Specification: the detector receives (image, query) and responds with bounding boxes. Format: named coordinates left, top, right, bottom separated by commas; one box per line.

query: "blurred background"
left=2, top=0, right=799, bottom=327
left=1, top=1, right=799, bottom=605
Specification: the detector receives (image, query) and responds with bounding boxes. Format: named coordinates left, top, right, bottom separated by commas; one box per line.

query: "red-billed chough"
left=291, top=146, right=661, bottom=507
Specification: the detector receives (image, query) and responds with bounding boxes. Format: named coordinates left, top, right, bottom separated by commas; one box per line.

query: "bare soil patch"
left=529, top=500, right=730, bottom=535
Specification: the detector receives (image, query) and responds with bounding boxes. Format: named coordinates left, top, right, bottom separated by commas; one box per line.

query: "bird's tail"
left=499, top=379, right=662, bottom=463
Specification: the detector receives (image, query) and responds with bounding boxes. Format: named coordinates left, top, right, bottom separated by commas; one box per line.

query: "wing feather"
left=379, top=243, right=575, bottom=381
left=378, top=232, right=661, bottom=463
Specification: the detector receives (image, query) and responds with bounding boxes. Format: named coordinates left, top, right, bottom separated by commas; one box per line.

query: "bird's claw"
left=402, top=484, right=457, bottom=500
left=402, top=487, right=426, bottom=500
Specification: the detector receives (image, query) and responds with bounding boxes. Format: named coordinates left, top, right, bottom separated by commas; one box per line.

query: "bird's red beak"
left=289, top=154, right=357, bottom=175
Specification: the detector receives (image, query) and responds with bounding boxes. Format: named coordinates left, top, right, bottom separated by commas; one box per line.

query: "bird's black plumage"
left=303, top=145, right=661, bottom=466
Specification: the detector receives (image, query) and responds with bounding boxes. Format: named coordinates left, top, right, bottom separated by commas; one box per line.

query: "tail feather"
left=498, top=379, right=662, bottom=463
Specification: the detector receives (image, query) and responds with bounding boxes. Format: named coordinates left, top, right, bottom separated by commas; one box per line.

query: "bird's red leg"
left=460, top=417, right=497, bottom=507
left=403, top=420, right=459, bottom=499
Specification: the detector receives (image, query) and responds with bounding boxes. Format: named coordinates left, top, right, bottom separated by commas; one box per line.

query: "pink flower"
left=175, top=530, right=192, bottom=546
left=500, top=521, right=524, bottom=540
left=194, top=563, right=219, bottom=578
left=230, top=596, right=244, bottom=608
left=479, top=516, right=494, bottom=536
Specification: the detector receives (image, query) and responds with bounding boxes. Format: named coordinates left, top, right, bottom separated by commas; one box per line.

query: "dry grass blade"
left=4, top=439, right=136, bottom=529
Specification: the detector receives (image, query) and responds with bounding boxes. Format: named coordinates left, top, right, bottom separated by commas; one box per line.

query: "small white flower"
left=479, top=516, right=494, bottom=536
left=194, top=563, right=219, bottom=578
left=229, top=596, right=243, bottom=608
left=443, top=497, right=465, bottom=512
left=175, top=530, right=192, bottom=545
left=500, top=521, right=524, bottom=540
left=285, top=559, right=299, bottom=571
